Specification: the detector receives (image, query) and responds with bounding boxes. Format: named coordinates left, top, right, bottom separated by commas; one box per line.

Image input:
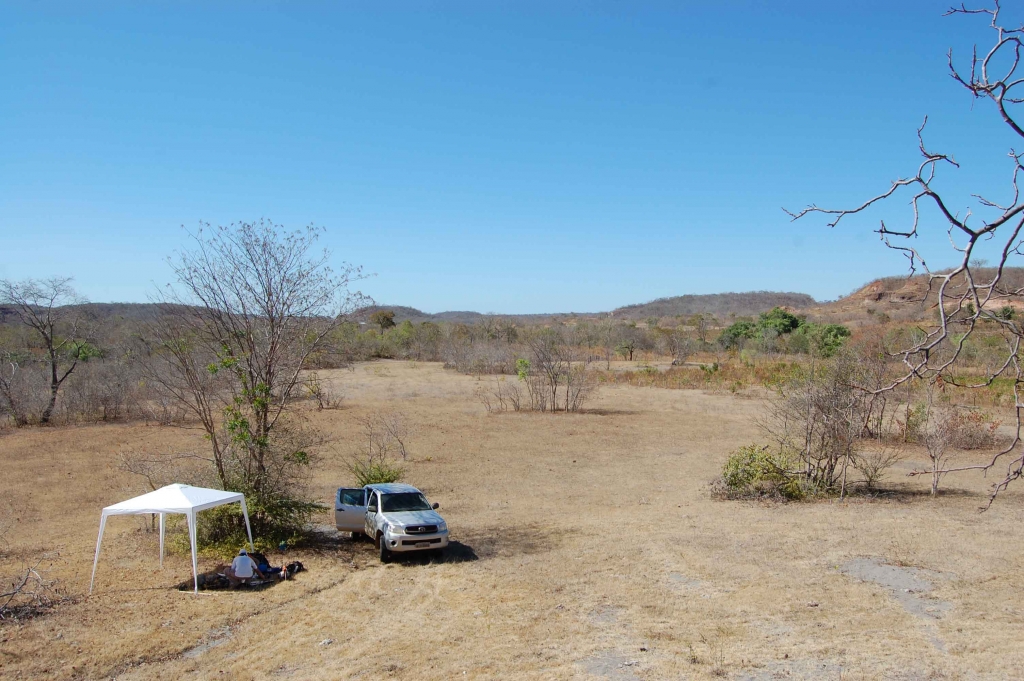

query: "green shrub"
left=718, top=321, right=758, bottom=349
left=349, top=459, right=404, bottom=487
left=789, top=323, right=851, bottom=357
left=758, top=307, right=803, bottom=335
left=168, top=487, right=325, bottom=558
left=719, top=444, right=803, bottom=500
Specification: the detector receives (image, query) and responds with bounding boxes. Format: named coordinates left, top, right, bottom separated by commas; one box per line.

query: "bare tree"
left=787, top=2, right=1024, bottom=502
left=304, top=371, right=340, bottom=410
left=561, top=326, right=599, bottom=412
left=0, top=350, right=27, bottom=426
left=147, top=221, right=367, bottom=534
left=691, top=313, right=714, bottom=346
left=922, top=391, right=958, bottom=496
left=526, top=330, right=563, bottom=410
left=759, top=353, right=866, bottom=496
left=0, top=277, right=85, bottom=424
left=853, top=444, right=906, bottom=491
left=522, top=328, right=598, bottom=413
left=478, top=376, right=524, bottom=413
left=118, top=446, right=213, bottom=493
left=667, top=328, right=698, bottom=365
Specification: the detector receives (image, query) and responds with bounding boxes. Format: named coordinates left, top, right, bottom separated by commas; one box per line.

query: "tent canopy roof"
left=102, top=483, right=245, bottom=516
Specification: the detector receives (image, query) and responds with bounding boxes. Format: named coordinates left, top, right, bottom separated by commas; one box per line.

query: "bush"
left=789, top=323, right=851, bottom=357
left=758, top=307, right=802, bottom=335
left=718, top=321, right=758, bottom=349
left=718, top=444, right=804, bottom=500
left=188, top=493, right=323, bottom=555
left=947, top=408, right=1000, bottom=449
left=348, top=459, right=404, bottom=487
left=853, top=446, right=904, bottom=490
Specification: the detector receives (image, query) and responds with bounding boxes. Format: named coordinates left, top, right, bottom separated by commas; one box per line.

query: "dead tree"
left=922, top=389, right=958, bottom=495
left=0, top=561, right=61, bottom=622
left=0, top=277, right=85, bottom=424
left=0, top=350, right=27, bottom=426
left=692, top=313, right=714, bottom=346
left=760, top=353, right=865, bottom=495
left=787, top=2, right=1024, bottom=503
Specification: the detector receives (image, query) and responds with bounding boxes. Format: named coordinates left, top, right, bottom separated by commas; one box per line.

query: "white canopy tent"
left=89, top=484, right=254, bottom=594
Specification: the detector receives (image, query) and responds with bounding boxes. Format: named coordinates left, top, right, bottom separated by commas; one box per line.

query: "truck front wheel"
left=378, top=534, right=392, bottom=563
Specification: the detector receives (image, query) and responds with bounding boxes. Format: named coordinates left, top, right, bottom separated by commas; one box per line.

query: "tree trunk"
left=40, top=354, right=60, bottom=424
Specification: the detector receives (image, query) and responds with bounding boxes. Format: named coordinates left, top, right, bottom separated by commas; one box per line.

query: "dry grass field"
left=3, top=360, right=1024, bottom=680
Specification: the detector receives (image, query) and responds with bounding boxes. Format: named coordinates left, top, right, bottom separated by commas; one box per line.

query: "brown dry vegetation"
left=3, top=361, right=1024, bottom=680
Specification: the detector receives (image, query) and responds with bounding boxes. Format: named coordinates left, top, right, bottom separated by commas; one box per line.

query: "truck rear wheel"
left=378, top=534, right=392, bottom=563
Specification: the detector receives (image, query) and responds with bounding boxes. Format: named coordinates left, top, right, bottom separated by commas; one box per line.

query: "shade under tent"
left=89, top=483, right=254, bottom=594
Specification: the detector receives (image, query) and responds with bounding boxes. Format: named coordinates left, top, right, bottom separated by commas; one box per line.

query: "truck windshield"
left=380, top=493, right=431, bottom=512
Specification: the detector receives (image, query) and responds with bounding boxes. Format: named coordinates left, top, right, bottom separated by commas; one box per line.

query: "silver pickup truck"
left=335, top=483, right=449, bottom=562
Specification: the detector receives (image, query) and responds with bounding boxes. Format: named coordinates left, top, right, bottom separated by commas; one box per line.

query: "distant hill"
left=609, top=291, right=818, bottom=320
left=811, top=267, right=1024, bottom=327
left=352, top=292, right=819, bottom=325
left=0, top=302, right=170, bottom=327
left=353, top=305, right=576, bottom=325
left=22, top=270, right=1024, bottom=332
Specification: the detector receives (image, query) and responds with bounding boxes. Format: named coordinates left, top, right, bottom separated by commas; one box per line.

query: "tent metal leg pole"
left=188, top=511, right=199, bottom=594
left=239, top=499, right=255, bottom=552
left=159, top=513, right=165, bottom=568
left=89, top=514, right=108, bottom=594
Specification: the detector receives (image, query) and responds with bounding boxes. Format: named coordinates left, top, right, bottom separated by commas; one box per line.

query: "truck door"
left=364, top=490, right=379, bottom=537
left=334, top=488, right=367, bottom=533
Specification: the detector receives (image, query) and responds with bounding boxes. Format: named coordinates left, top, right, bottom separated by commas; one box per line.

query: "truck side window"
left=367, top=492, right=378, bottom=512
left=339, top=489, right=364, bottom=506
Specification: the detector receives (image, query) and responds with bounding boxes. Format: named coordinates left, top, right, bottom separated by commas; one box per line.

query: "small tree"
left=0, top=350, right=27, bottom=426
left=669, top=331, right=698, bottom=365
left=759, top=352, right=865, bottom=495
left=0, top=277, right=86, bottom=424
left=922, top=392, right=957, bottom=496
left=691, top=313, right=715, bottom=346
left=370, top=309, right=397, bottom=334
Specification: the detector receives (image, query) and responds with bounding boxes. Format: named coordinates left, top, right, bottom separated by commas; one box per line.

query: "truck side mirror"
left=432, top=502, right=440, bottom=510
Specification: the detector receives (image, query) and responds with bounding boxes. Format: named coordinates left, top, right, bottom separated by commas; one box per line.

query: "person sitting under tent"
left=226, top=548, right=265, bottom=587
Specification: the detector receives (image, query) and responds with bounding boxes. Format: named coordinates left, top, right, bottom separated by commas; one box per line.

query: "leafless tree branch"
left=786, top=2, right=1024, bottom=503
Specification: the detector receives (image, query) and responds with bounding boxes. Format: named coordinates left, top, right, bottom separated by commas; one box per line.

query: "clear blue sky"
left=2, top=2, right=1022, bottom=313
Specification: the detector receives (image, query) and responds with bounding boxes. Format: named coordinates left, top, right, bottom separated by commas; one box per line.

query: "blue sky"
left=2, top=2, right=1022, bottom=313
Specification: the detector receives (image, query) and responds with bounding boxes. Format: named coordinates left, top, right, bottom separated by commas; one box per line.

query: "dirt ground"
left=3, top=360, right=1024, bottom=680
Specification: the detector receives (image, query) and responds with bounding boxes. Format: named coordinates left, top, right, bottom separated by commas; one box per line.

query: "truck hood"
left=385, top=510, right=445, bottom=527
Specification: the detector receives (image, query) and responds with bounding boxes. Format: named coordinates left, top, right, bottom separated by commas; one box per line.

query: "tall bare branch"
left=786, top=3, right=1024, bottom=503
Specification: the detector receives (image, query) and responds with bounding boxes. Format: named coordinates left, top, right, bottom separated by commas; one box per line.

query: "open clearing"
left=3, top=360, right=1024, bottom=680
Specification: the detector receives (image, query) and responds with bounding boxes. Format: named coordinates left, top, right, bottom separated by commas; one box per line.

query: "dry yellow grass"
left=3, top=360, right=1024, bottom=680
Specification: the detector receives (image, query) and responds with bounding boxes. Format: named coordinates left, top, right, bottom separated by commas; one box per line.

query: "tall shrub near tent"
left=147, top=221, right=367, bottom=542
